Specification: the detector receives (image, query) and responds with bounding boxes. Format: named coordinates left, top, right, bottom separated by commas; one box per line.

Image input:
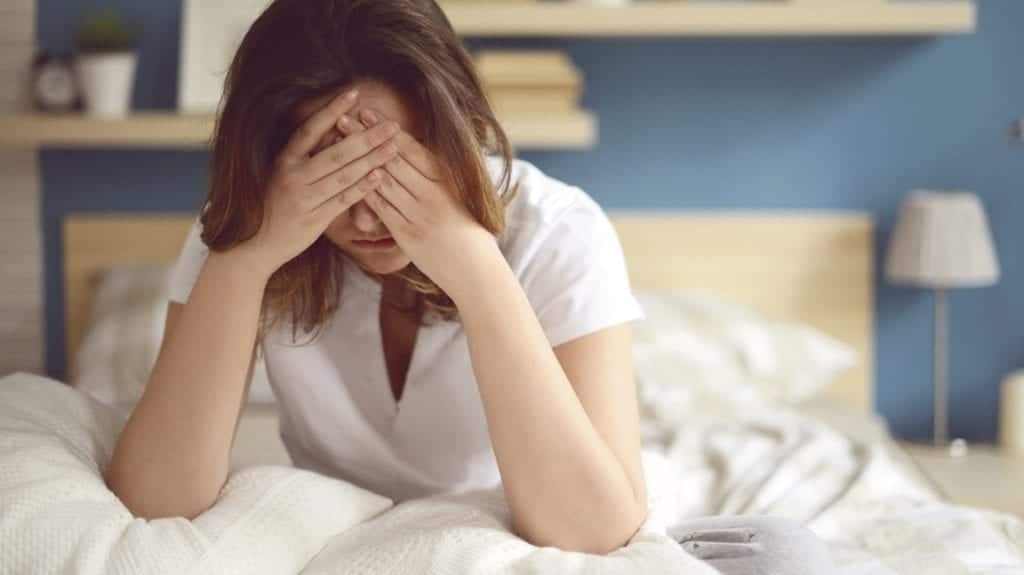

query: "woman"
left=105, top=0, right=835, bottom=568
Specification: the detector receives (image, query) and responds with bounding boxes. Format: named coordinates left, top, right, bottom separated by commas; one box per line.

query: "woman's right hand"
left=236, top=88, right=401, bottom=278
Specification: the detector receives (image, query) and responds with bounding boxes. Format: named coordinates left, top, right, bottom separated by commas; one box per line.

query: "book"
left=486, top=86, right=581, bottom=113
left=474, top=50, right=582, bottom=88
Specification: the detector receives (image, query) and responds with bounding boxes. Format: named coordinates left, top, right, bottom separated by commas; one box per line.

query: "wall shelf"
left=0, top=111, right=597, bottom=150
left=441, top=1, right=976, bottom=37
left=0, top=3, right=977, bottom=150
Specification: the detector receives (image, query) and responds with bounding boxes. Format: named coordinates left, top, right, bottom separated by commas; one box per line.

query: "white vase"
left=76, top=53, right=137, bottom=118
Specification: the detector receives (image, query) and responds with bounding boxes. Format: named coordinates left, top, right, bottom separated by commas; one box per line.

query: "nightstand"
left=899, top=442, right=1024, bottom=517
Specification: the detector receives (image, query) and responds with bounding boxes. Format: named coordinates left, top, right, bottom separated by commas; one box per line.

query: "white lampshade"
left=886, top=191, right=1000, bottom=288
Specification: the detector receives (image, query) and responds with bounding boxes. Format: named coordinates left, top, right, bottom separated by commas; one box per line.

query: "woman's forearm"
left=451, top=244, right=645, bottom=554
left=105, top=251, right=270, bottom=520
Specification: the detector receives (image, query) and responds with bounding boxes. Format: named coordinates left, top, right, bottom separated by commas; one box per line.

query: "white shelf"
left=0, top=111, right=597, bottom=150
left=441, top=1, right=976, bottom=37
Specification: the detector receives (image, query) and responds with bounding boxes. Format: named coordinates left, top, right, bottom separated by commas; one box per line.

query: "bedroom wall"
left=0, top=0, right=44, bottom=376
left=37, top=0, right=1024, bottom=442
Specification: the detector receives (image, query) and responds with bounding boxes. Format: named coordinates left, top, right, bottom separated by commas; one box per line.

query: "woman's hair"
left=200, top=0, right=516, bottom=339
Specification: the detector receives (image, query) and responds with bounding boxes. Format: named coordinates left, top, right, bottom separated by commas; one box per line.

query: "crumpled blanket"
left=638, top=388, right=1024, bottom=574
left=0, top=372, right=718, bottom=575
left=5, top=369, right=1024, bottom=575
left=0, top=373, right=389, bottom=575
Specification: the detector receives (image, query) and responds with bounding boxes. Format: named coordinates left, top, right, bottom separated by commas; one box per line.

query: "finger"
left=311, top=178, right=372, bottom=228
left=365, top=186, right=412, bottom=231
left=299, top=120, right=399, bottom=184
left=336, top=113, right=366, bottom=137
left=357, top=108, right=379, bottom=129
left=382, top=154, right=434, bottom=200
left=306, top=138, right=399, bottom=207
left=392, top=131, right=444, bottom=182
left=372, top=168, right=421, bottom=221
left=359, top=108, right=442, bottom=182
left=280, top=88, right=359, bottom=166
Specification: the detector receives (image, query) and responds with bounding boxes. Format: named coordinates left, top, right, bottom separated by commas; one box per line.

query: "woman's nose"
left=350, top=200, right=382, bottom=233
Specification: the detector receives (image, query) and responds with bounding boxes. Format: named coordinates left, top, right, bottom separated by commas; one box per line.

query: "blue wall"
left=39, top=0, right=1024, bottom=442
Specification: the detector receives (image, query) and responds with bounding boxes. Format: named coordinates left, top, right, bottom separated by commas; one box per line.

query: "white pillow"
left=73, top=264, right=276, bottom=407
left=631, top=291, right=856, bottom=428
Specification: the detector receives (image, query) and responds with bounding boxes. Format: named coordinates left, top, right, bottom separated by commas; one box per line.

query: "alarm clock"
left=32, top=52, right=81, bottom=113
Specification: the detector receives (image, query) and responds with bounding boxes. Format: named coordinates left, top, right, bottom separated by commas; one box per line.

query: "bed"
left=62, top=212, right=875, bottom=454
left=62, top=212, right=879, bottom=465
left=0, top=211, right=1020, bottom=574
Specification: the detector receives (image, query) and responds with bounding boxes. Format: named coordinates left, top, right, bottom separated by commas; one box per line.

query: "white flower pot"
left=76, top=53, right=137, bottom=118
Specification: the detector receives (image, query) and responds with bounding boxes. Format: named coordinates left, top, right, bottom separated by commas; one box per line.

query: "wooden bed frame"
left=64, top=212, right=874, bottom=412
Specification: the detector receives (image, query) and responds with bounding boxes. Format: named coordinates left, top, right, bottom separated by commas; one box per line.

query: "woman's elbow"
left=517, top=500, right=648, bottom=555
left=587, top=502, right=649, bottom=555
left=103, top=466, right=218, bottom=521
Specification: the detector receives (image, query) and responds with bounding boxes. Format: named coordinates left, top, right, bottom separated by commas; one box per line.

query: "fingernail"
left=339, top=115, right=352, bottom=127
left=365, top=110, right=380, bottom=125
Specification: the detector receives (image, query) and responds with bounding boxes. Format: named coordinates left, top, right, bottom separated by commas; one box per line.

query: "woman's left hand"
left=340, top=108, right=501, bottom=299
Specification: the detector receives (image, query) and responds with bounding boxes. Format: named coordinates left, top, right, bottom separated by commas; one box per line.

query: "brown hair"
left=200, top=0, right=515, bottom=340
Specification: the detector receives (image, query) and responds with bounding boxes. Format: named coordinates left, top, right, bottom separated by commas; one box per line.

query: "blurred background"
left=0, top=0, right=1021, bottom=444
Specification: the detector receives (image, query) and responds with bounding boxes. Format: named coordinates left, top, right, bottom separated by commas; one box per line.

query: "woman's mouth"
left=352, top=238, right=397, bottom=251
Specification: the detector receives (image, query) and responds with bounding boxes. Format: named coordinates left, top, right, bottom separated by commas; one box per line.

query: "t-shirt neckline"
left=340, top=254, right=384, bottom=300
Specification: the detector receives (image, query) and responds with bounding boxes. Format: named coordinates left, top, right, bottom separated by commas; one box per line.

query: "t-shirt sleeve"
left=517, top=196, right=644, bottom=348
left=167, top=218, right=210, bottom=304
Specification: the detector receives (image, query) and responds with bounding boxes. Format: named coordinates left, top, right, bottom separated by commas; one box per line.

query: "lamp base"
left=903, top=437, right=971, bottom=458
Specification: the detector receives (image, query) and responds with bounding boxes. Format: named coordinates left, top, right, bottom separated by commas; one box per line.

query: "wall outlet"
left=1011, top=119, right=1024, bottom=145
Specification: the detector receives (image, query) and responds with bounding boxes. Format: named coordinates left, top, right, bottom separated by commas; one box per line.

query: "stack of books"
left=474, top=50, right=583, bottom=115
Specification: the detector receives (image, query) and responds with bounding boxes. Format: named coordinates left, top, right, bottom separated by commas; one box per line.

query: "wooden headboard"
left=613, top=213, right=874, bottom=412
left=64, top=212, right=874, bottom=412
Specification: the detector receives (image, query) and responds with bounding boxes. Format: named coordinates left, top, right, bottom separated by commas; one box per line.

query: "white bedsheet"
left=1, top=372, right=1022, bottom=574
left=641, top=395, right=1024, bottom=574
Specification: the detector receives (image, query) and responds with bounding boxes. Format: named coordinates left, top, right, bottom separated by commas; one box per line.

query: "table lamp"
left=885, top=191, right=1000, bottom=448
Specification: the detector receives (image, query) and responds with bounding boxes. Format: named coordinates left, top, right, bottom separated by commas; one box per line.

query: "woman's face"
left=295, top=79, right=419, bottom=276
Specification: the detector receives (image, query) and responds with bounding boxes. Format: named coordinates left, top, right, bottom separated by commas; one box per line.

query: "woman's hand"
left=336, top=108, right=501, bottom=299
left=236, top=89, right=402, bottom=278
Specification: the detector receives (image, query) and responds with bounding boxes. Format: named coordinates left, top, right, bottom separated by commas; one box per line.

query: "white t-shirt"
left=168, top=156, right=643, bottom=501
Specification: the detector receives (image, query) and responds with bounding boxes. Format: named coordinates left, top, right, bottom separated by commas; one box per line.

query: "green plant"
left=77, top=10, right=138, bottom=54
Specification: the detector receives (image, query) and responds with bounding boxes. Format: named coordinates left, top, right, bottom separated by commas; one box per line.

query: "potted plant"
left=76, top=10, right=138, bottom=118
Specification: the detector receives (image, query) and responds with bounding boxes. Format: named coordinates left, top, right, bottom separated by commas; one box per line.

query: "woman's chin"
left=351, top=252, right=411, bottom=276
